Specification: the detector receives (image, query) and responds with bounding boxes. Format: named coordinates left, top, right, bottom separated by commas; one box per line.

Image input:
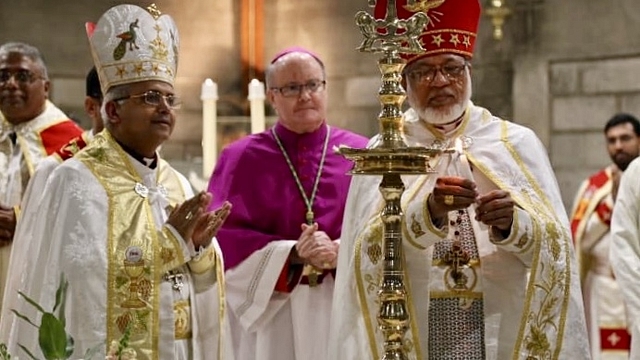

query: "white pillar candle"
left=454, top=137, right=487, bottom=230
left=201, top=78, right=218, bottom=178
left=248, top=79, right=266, bottom=134
left=454, top=137, right=475, bottom=181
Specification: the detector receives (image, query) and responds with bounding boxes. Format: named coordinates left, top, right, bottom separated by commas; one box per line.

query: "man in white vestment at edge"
left=2, top=4, right=234, bottom=359
left=609, top=130, right=640, bottom=358
left=570, top=113, right=640, bottom=359
left=328, top=0, right=591, bottom=359
left=0, top=42, right=84, bottom=316
left=0, top=66, right=106, bottom=345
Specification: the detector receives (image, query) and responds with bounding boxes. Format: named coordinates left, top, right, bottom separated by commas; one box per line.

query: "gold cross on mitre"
left=404, top=0, right=446, bottom=13
left=147, top=3, right=162, bottom=19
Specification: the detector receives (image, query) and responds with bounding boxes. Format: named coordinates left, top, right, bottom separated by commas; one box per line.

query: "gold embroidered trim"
left=498, top=121, right=571, bottom=358
left=355, top=219, right=380, bottom=360
left=423, top=29, right=478, bottom=37
left=402, top=249, right=424, bottom=359
left=432, top=258, right=480, bottom=267
left=500, top=123, right=555, bottom=214
left=78, top=131, right=186, bottom=358
left=402, top=175, right=430, bottom=249
left=501, top=121, right=571, bottom=358
left=174, top=299, right=192, bottom=339
left=429, top=290, right=483, bottom=299
left=460, top=120, right=571, bottom=358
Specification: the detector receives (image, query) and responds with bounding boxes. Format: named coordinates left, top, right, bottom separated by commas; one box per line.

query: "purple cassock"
left=207, top=121, right=369, bottom=270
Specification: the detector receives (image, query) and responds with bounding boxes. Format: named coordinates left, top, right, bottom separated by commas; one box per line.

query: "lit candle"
left=248, top=79, right=266, bottom=134
left=455, top=137, right=486, bottom=229
left=201, top=78, right=218, bottom=178
left=454, top=137, right=474, bottom=181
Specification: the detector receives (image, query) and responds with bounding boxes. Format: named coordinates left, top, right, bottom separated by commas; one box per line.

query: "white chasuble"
left=2, top=131, right=232, bottom=360
left=328, top=103, right=590, bottom=360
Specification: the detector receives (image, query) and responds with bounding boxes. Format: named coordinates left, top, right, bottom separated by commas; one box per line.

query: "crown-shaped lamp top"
left=374, top=0, right=481, bottom=63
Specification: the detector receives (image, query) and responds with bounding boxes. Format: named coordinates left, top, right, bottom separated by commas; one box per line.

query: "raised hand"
left=192, top=201, right=232, bottom=248
left=166, top=191, right=211, bottom=242
left=0, top=205, right=16, bottom=247
left=475, top=190, right=515, bottom=232
left=296, top=224, right=339, bottom=269
left=428, top=176, right=478, bottom=220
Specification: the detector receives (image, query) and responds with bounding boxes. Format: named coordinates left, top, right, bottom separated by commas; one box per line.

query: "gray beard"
left=407, top=79, right=472, bottom=125
left=414, top=100, right=468, bottom=125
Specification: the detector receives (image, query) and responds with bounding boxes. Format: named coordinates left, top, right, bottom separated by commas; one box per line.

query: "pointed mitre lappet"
left=86, top=3, right=179, bottom=94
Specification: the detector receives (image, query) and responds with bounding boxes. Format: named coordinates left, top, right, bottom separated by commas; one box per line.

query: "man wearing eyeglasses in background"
left=3, top=5, right=234, bottom=359
left=0, top=42, right=83, bottom=317
left=329, top=0, right=590, bottom=359
left=206, top=47, right=367, bottom=360
left=0, top=66, right=107, bottom=345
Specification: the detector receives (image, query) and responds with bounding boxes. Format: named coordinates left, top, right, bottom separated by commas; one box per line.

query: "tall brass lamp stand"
left=339, top=1, right=442, bottom=359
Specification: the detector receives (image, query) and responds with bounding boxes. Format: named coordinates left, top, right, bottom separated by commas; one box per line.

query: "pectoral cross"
left=164, top=272, right=184, bottom=292
left=306, top=210, right=314, bottom=225
left=443, top=240, right=471, bottom=291
left=304, top=210, right=320, bottom=287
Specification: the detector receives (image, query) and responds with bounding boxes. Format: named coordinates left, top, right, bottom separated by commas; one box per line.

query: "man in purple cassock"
left=206, top=47, right=368, bottom=360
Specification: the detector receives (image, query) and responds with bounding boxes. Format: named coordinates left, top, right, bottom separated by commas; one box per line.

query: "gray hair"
left=265, top=52, right=326, bottom=88
left=0, top=42, right=49, bottom=79
left=100, top=84, right=131, bottom=127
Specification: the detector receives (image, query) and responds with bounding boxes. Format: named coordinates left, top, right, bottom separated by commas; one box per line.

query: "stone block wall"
left=548, top=57, right=640, bottom=209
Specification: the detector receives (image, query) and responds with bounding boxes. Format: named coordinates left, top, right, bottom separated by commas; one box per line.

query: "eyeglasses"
left=270, top=80, right=326, bottom=98
left=405, top=63, right=468, bottom=84
left=115, top=90, right=182, bottom=109
left=0, top=69, right=44, bottom=85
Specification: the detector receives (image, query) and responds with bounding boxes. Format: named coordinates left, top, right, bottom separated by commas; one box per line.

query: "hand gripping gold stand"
left=338, top=1, right=440, bottom=359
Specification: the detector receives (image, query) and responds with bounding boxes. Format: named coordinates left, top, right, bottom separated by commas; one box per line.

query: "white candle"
left=201, top=78, right=218, bottom=178
left=454, top=137, right=474, bottom=181
left=455, top=137, right=487, bottom=230
left=248, top=79, right=266, bottom=134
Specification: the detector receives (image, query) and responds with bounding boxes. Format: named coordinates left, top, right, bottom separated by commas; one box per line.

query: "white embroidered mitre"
left=85, top=3, right=179, bottom=94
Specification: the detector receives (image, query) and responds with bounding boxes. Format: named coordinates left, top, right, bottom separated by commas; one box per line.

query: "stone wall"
left=512, top=0, right=640, bottom=210
left=5, top=0, right=640, bottom=210
left=0, top=1, right=511, bottom=159
left=549, top=57, right=640, bottom=208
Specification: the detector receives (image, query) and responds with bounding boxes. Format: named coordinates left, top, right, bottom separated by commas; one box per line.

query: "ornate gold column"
left=339, top=1, right=441, bottom=358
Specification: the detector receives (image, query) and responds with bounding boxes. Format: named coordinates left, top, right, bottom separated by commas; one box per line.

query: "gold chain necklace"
left=271, top=125, right=331, bottom=225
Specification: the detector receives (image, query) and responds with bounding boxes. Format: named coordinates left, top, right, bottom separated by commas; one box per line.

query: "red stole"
left=570, top=167, right=613, bottom=243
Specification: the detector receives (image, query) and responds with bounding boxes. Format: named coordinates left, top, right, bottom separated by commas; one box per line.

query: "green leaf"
left=38, top=313, right=68, bottom=360
left=54, top=275, right=69, bottom=328
left=17, top=291, right=46, bottom=314
left=65, top=334, right=74, bottom=358
left=17, top=344, right=39, bottom=360
left=0, top=343, right=11, bottom=360
left=83, top=343, right=103, bottom=360
left=11, top=309, right=38, bottom=328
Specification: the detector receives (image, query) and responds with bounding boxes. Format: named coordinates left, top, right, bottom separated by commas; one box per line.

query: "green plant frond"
left=83, top=343, right=103, bottom=360
left=0, top=343, right=11, bottom=360
left=11, top=309, right=38, bottom=328
left=38, top=313, right=69, bottom=360
left=17, top=344, right=39, bottom=360
left=64, top=334, right=74, bottom=359
left=55, top=276, right=69, bottom=328
left=17, top=291, right=46, bottom=314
